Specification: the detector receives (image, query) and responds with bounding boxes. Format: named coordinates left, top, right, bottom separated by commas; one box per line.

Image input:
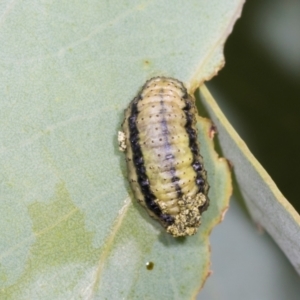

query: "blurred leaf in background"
left=202, top=0, right=300, bottom=298
left=208, top=0, right=300, bottom=212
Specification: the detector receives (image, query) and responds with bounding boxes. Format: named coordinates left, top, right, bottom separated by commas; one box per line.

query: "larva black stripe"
left=199, top=199, right=209, bottom=213
left=182, top=93, right=208, bottom=199
left=128, top=96, right=174, bottom=225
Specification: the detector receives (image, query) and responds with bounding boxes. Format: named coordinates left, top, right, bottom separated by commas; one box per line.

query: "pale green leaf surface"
left=199, top=85, right=300, bottom=275
left=0, top=0, right=244, bottom=298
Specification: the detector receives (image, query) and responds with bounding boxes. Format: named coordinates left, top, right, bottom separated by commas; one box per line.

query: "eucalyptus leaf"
left=199, top=85, right=300, bottom=275
left=0, top=0, right=244, bottom=298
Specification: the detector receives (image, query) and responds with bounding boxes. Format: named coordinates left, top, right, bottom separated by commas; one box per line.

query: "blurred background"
left=199, top=1, right=300, bottom=299
left=207, top=0, right=300, bottom=212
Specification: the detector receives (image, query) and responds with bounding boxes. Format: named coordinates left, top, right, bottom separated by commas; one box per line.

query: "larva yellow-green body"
left=119, top=77, right=209, bottom=237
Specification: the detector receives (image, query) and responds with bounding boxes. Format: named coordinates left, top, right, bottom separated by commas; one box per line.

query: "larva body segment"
left=119, top=77, right=209, bottom=237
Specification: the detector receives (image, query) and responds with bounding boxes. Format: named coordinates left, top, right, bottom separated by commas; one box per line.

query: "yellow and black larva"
left=118, top=77, right=209, bottom=237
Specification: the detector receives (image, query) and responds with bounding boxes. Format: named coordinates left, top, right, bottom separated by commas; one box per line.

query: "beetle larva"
left=118, top=77, right=209, bottom=237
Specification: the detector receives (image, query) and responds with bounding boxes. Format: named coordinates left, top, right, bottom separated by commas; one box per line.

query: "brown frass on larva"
left=118, top=77, right=209, bottom=237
